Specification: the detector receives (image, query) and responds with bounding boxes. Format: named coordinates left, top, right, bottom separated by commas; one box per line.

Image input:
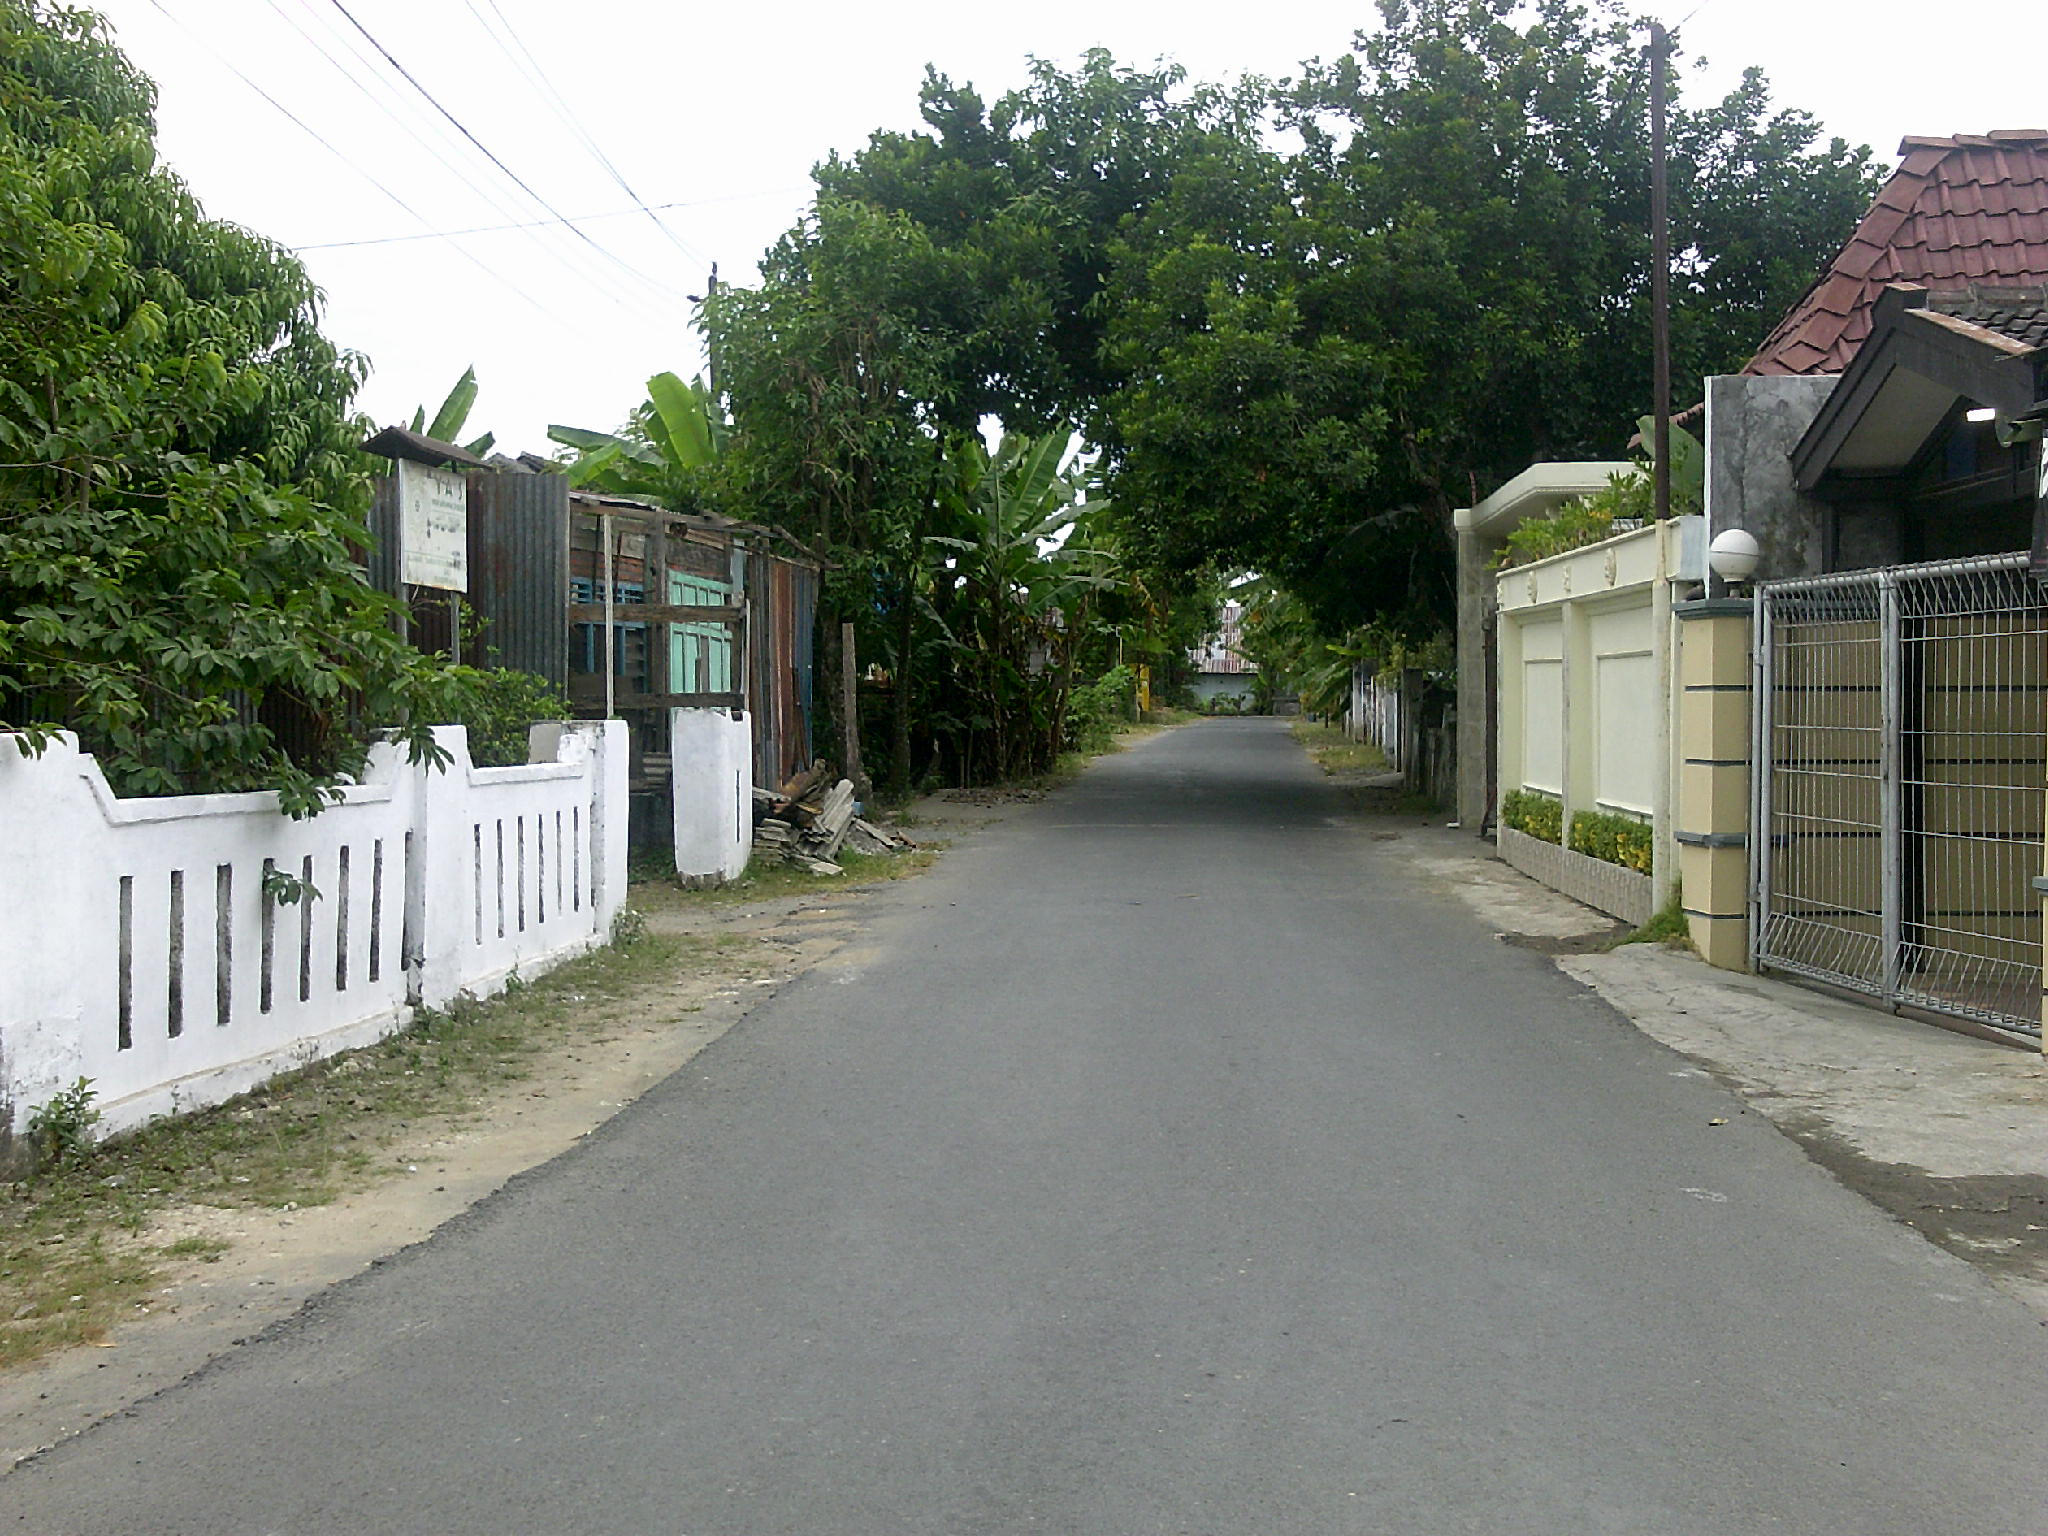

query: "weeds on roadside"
left=1291, top=721, right=1390, bottom=776
left=0, top=920, right=705, bottom=1372
left=1615, top=892, right=1694, bottom=952
left=26, top=1077, right=101, bottom=1165
left=654, top=848, right=937, bottom=907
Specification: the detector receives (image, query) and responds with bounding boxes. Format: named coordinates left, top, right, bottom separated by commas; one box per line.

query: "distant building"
left=1188, top=600, right=1257, bottom=705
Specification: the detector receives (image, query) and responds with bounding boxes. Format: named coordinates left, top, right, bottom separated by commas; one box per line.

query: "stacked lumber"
left=752, top=771, right=915, bottom=875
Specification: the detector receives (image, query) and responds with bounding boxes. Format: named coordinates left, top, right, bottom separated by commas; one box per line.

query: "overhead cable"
left=465, top=0, right=712, bottom=267
left=264, top=0, right=650, bottom=312
left=139, top=0, right=555, bottom=317
left=294, top=190, right=804, bottom=251
left=322, top=0, right=690, bottom=304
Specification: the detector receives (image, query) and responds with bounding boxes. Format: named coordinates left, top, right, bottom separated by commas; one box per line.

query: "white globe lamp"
left=1707, top=527, right=1760, bottom=587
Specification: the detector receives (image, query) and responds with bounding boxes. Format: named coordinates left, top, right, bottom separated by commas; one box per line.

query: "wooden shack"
left=563, top=491, right=818, bottom=798
left=362, top=431, right=818, bottom=816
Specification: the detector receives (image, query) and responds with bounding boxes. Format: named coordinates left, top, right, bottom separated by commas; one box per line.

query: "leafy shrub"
left=1501, top=788, right=1563, bottom=844
left=1068, top=664, right=1137, bottom=754
left=443, top=667, right=572, bottom=767
left=1494, top=423, right=1705, bottom=572
left=28, top=1077, right=100, bottom=1165
left=1496, top=474, right=1646, bottom=569
left=0, top=10, right=470, bottom=816
left=1568, top=807, right=1653, bottom=874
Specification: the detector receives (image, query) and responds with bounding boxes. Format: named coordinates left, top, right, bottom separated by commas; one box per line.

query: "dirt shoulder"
left=0, top=755, right=1112, bottom=1470
left=0, top=855, right=943, bottom=1467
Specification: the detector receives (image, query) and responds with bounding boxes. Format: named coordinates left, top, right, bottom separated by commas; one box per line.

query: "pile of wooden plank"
left=752, top=767, right=915, bottom=875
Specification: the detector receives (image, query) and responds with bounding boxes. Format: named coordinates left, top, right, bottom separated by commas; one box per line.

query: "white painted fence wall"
left=0, top=722, right=627, bottom=1140
left=670, top=707, right=752, bottom=884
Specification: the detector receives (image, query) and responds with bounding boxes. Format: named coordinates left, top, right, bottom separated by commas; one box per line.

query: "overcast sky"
left=76, top=1, right=2043, bottom=458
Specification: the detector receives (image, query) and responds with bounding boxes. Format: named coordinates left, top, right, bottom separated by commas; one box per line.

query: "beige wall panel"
left=1679, top=842, right=1748, bottom=916
left=1679, top=617, right=1753, bottom=690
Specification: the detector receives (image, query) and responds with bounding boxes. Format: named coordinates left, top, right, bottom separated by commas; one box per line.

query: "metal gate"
left=1753, top=554, right=2046, bottom=1040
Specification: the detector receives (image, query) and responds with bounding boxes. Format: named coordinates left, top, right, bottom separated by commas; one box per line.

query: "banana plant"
left=547, top=371, right=724, bottom=500
left=409, top=365, right=494, bottom=457
left=923, top=431, right=1121, bottom=779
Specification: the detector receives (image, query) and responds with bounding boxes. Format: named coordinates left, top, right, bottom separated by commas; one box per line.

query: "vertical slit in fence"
left=496, top=820, right=507, bottom=939
left=117, top=874, right=134, bottom=1051
left=573, top=806, right=583, bottom=912
left=537, top=815, right=546, bottom=926
left=472, top=823, right=483, bottom=946
left=297, top=853, right=314, bottom=1004
left=166, top=868, right=185, bottom=1038
left=517, top=816, right=527, bottom=933
left=215, top=864, right=233, bottom=1027
left=555, top=809, right=565, bottom=913
left=335, top=845, right=351, bottom=993
left=260, top=857, right=276, bottom=1014
left=369, top=839, right=383, bottom=984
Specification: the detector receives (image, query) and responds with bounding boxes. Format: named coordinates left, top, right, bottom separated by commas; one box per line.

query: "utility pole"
left=703, top=263, right=720, bottom=401
left=1649, top=21, right=1672, bottom=522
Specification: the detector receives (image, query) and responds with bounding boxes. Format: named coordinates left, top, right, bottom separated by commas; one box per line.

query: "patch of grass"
left=159, top=1235, right=228, bottom=1262
left=0, top=919, right=712, bottom=1373
left=1290, top=720, right=1390, bottom=776
left=1615, top=893, right=1694, bottom=952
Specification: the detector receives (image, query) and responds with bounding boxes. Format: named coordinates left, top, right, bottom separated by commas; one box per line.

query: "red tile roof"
left=1745, top=131, right=2048, bottom=376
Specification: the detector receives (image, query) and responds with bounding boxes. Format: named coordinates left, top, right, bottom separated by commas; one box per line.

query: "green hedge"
left=1568, top=807, right=1653, bottom=874
left=1501, top=789, right=1562, bottom=844
left=444, top=667, right=573, bottom=767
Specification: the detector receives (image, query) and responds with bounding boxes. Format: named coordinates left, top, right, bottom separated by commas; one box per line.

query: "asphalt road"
left=10, top=720, right=2047, bottom=1534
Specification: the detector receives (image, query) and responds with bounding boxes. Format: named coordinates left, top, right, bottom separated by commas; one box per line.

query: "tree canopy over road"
left=708, top=0, right=1877, bottom=646
left=0, top=0, right=1882, bottom=800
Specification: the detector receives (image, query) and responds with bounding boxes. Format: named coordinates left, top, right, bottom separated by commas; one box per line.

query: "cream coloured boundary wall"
left=0, top=722, right=628, bottom=1140
left=1495, top=518, right=1704, bottom=921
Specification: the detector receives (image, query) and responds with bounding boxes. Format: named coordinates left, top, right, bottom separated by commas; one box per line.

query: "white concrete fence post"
left=670, top=707, right=753, bottom=886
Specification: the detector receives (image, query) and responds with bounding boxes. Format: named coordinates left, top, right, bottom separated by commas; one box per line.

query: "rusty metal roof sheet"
left=1746, top=131, right=2048, bottom=376
left=358, top=425, right=491, bottom=469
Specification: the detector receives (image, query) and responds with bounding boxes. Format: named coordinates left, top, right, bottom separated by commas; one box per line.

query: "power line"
left=266, top=0, right=653, bottom=314
left=463, top=0, right=711, bottom=267
left=293, top=190, right=804, bottom=251
left=140, top=0, right=555, bottom=317
left=322, top=0, right=689, bottom=305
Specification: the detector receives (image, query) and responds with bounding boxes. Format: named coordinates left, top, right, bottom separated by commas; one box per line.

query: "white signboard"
left=397, top=458, right=468, bottom=591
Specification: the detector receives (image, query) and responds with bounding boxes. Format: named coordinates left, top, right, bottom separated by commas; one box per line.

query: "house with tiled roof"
left=1786, top=281, right=2048, bottom=565
left=1746, top=131, right=2048, bottom=379
left=1708, top=131, right=2048, bottom=582
left=1689, top=143, right=2048, bottom=1046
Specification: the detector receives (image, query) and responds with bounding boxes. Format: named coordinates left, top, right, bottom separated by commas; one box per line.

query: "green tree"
left=1133, top=0, right=1876, bottom=635
left=0, top=3, right=464, bottom=812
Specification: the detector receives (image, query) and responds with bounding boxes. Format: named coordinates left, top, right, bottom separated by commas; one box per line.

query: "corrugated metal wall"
left=366, top=469, right=569, bottom=687
left=466, top=473, right=569, bottom=687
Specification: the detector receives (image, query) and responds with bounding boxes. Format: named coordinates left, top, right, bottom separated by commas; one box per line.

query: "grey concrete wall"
left=1705, top=374, right=1836, bottom=582
left=1455, top=527, right=1496, bottom=832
